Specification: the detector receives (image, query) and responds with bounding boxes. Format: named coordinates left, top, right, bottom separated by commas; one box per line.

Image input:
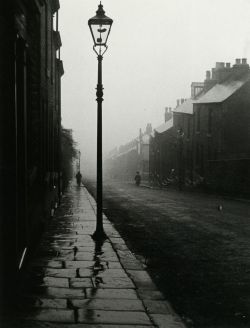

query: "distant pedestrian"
left=134, top=171, right=141, bottom=186
left=76, top=171, right=82, bottom=186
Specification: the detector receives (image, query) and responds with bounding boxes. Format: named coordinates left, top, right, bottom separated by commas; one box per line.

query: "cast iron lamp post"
left=88, top=2, right=113, bottom=240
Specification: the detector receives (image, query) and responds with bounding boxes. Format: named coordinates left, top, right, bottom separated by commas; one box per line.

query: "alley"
left=85, top=179, right=250, bottom=328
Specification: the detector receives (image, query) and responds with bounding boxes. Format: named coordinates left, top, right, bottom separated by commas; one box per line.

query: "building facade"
left=149, top=59, right=250, bottom=195
left=193, top=59, right=250, bottom=194
left=0, top=0, right=64, bottom=306
left=104, top=124, right=152, bottom=182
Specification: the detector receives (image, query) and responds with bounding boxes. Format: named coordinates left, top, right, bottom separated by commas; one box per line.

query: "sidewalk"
left=7, top=184, right=186, bottom=328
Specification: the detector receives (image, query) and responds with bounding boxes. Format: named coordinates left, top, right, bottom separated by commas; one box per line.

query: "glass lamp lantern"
left=88, top=2, right=113, bottom=55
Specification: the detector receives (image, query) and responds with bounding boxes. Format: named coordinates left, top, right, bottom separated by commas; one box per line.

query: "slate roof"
left=154, top=118, right=174, bottom=134
left=173, top=98, right=193, bottom=114
left=195, top=72, right=250, bottom=104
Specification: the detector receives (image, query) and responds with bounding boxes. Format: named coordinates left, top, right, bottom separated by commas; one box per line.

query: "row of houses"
left=0, top=0, right=64, bottom=306
left=104, top=58, right=250, bottom=195
left=104, top=123, right=152, bottom=181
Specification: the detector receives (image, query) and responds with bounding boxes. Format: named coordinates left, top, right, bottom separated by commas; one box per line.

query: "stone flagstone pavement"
left=5, top=185, right=186, bottom=328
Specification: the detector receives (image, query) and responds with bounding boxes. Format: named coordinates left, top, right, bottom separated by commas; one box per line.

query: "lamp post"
left=88, top=2, right=113, bottom=240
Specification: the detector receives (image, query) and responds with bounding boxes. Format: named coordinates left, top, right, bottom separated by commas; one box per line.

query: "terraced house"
left=0, top=0, right=64, bottom=307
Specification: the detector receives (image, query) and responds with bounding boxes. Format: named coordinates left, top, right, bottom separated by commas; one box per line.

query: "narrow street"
left=85, top=179, right=250, bottom=328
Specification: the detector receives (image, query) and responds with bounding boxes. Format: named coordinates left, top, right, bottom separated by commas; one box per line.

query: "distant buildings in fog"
left=105, top=58, right=250, bottom=195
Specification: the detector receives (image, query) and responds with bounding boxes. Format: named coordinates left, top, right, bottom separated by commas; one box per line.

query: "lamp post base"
left=91, top=229, right=107, bottom=241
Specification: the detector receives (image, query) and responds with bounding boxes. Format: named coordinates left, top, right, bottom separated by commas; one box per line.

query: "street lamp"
left=88, top=2, right=113, bottom=240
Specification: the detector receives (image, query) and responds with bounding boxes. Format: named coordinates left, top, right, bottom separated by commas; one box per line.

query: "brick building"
left=0, top=0, right=64, bottom=306
left=149, top=59, right=250, bottom=195
left=104, top=124, right=152, bottom=181
left=149, top=110, right=175, bottom=182
left=193, top=59, right=250, bottom=194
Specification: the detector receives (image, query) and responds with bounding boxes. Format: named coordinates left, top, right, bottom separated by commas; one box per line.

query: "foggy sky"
left=60, top=0, right=250, bottom=172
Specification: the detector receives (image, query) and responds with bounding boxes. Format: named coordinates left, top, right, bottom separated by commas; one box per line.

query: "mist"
left=60, top=0, right=250, bottom=176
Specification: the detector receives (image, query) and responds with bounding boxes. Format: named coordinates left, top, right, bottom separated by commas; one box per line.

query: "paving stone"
left=137, top=289, right=165, bottom=300
left=70, top=253, right=119, bottom=262
left=42, top=277, right=69, bottom=288
left=127, top=270, right=157, bottom=289
left=93, top=276, right=135, bottom=289
left=109, top=237, right=126, bottom=245
left=44, top=287, right=86, bottom=299
left=116, top=249, right=135, bottom=260
left=31, top=260, right=62, bottom=269
left=66, top=261, right=122, bottom=269
left=71, top=299, right=144, bottom=311
left=121, top=259, right=144, bottom=270
left=26, top=309, right=75, bottom=323
left=143, top=300, right=174, bottom=314
left=93, top=269, right=129, bottom=278
left=44, top=268, right=81, bottom=278
left=150, top=314, right=186, bottom=327
left=78, top=309, right=152, bottom=325
left=70, top=278, right=93, bottom=288
left=111, top=243, right=130, bottom=251
left=24, top=297, right=67, bottom=309
left=85, top=288, right=138, bottom=299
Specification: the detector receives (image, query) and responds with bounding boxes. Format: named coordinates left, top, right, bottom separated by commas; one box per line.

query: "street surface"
left=2, top=185, right=185, bottom=328
left=85, top=179, right=250, bottom=328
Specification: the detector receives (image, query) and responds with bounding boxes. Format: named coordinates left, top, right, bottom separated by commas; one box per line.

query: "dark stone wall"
left=0, top=0, right=63, bottom=307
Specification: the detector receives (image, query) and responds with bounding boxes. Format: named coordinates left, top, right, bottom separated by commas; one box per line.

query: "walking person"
left=134, top=171, right=141, bottom=186
left=76, top=171, right=82, bottom=187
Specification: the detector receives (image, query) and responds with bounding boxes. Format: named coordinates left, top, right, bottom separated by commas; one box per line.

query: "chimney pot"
left=242, top=58, right=247, bottom=65
left=236, top=58, right=241, bottom=65
left=216, top=62, right=225, bottom=69
left=206, top=70, right=211, bottom=79
left=226, top=62, right=231, bottom=68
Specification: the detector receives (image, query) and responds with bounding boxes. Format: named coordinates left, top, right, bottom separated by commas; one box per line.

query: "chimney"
left=165, top=107, right=172, bottom=123
left=145, top=123, right=152, bottom=135
left=191, top=82, right=204, bottom=98
left=216, top=62, right=225, bottom=69
left=233, top=57, right=249, bottom=74
left=226, top=62, right=231, bottom=68
left=206, top=70, right=211, bottom=80
left=177, top=99, right=180, bottom=107
left=181, top=98, right=185, bottom=104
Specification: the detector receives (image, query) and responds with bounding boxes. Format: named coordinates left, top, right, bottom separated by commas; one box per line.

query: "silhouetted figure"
left=76, top=171, right=82, bottom=186
left=134, top=171, right=141, bottom=186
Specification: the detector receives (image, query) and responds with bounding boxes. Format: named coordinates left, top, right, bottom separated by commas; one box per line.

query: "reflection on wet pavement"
left=1, top=185, right=185, bottom=328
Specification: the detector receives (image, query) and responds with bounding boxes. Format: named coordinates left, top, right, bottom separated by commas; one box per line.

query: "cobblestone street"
left=1, top=185, right=185, bottom=328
